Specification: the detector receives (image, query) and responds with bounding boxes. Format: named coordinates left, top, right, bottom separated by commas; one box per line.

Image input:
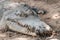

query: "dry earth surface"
left=0, top=0, right=60, bottom=40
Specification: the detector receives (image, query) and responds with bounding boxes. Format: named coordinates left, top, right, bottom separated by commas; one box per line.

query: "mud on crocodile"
left=0, top=0, right=53, bottom=37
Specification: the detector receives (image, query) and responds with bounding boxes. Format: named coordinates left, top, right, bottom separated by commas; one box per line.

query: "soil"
left=0, top=0, right=60, bottom=40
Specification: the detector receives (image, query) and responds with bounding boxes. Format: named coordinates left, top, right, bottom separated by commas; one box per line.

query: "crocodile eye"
left=24, top=14, right=28, bottom=17
left=38, top=10, right=47, bottom=15
left=19, top=13, right=28, bottom=17
left=38, top=10, right=44, bottom=14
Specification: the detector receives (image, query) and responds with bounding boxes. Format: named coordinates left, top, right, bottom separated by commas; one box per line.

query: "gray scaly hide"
left=0, top=0, right=52, bottom=36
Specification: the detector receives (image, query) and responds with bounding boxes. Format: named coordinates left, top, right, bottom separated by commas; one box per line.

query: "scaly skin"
left=0, top=0, right=52, bottom=36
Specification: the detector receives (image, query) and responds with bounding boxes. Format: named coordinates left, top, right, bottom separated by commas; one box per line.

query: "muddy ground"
left=0, top=0, right=60, bottom=40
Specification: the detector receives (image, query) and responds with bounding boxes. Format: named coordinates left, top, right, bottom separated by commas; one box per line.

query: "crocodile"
left=0, top=0, right=52, bottom=37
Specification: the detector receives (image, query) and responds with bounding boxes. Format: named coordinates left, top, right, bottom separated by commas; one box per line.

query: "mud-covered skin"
left=0, top=0, right=52, bottom=36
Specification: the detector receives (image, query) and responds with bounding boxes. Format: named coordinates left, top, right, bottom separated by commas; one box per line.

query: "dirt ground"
left=0, top=0, right=60, bottom=40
